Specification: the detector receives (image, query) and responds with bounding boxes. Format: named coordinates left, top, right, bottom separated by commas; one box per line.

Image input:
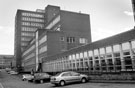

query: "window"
left=71, top=72, right=80, bottom=76
left=122, top=42, right=130, bottom=50
left=88, top=51, right=93, bottom=56
left=45, top=15, right=60, bottom=29
left=21, top=32, right=35, bottom=37
left=131, top=40, right=135, bottom=49
left=94, top=49, right=99, bottom=55
left=21, top=27, right=37, bottom=32
left=106, top=46, right=112, bottom=53
left=22, top=17, right=44, bottom=22
left=79, top=38, right=88, bottom=44
left=76, top=53, right=79, bottom=59
left=84, top=51, right=88, bottom=58
left=114, top=52, right=120, bottom=57
left=80, top=53, right=83, bottom=58
left=39, top=35, right=47, bottom=45
left=22, top=12, right=44, bottom=18
left=99, top=48, right=105, bottom=54
left=54, top=24, right=61, bottom=31
left=113, top=44, right=120, bottom=52
left=62, top=72, right=71, bottom=76
left=67, top=37, right=75, bottom=43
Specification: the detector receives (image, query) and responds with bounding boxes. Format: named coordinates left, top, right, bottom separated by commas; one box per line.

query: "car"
left=33, top=72, right=51, bottom=83
left=50, top=71, right=88, bottom=86
left=9, top=71, right=18, bottom=75
left=22, top=74, right=34, bottom=81
left=5, top=68, right=11, bottom=73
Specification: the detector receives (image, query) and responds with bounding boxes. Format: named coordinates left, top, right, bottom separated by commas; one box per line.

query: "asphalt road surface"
left=0, top=70, right=135, bottom=88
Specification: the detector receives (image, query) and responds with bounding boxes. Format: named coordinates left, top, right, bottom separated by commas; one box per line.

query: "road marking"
left=0, top=83, right=4, bottom=88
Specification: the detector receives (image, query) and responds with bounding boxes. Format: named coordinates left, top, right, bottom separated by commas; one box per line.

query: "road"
left=0, top=70, right=135, bottom=88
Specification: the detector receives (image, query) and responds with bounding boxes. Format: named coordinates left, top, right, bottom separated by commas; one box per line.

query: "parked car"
left=9, top=71, right=18, bottom=75
left=22, top=74, right=34, bottom=81
left=50, top=71, right=88, bottom=86
left=5, top=68, right=11, bottom=73
left=33, top=72, right=51, bottom=83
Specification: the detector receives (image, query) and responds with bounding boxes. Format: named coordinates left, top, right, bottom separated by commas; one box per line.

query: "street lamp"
left=131, top=0, right=135, bottom=22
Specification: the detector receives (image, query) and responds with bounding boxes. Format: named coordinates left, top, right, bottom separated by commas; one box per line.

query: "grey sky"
left=0, top=0, right=134, bottom=54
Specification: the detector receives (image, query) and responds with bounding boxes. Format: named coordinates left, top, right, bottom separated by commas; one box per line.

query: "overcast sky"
left=0, top=0, right=134, bottom=55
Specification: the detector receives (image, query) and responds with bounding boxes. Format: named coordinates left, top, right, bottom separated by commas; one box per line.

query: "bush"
left=89, top=73, right=134, bottom=80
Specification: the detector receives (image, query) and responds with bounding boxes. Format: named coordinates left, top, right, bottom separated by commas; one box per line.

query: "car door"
left=61, top=72, right=72, bottom=83
left=70, top=72, right=81, bottom=82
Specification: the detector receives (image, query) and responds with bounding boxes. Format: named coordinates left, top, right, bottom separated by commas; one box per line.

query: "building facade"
left=42, top=29, right=135, bottom=74
left=14, top=9, right=45, bottom=69
left=0, top=55, right=14, bottom=69
left=21, top=5, right=91, bottom=72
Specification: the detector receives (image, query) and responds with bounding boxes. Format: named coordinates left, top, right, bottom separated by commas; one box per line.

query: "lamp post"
left=131, top=0, right=135, bottom=22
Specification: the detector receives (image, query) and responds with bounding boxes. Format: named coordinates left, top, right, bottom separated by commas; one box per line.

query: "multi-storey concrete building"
left=18, top=5, right=91, bottom=72
left=14, top=9, right=45, bottom=69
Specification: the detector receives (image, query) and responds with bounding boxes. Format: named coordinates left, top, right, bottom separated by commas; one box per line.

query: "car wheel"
left=81, top=78, right=86, bottom=83
left=40, top=80, right=44, bottom=83
left=59, top=80, right=65, bottom=86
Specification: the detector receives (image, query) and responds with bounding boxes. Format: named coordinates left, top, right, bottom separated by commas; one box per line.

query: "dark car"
left=33, top=73, right=51, bottom=83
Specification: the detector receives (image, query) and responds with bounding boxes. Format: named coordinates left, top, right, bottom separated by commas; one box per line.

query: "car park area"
left=1, top=70, right=135, bottom=88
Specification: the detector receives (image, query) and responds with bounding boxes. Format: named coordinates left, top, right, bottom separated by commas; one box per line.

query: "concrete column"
left=120, top=44, right=126, bottom=71
left=98, top=48, right=102, bottom=72
left=129, top=41, right=135, bottom=71
left=92, top=50, right=96, bottom=72
left=111, top=46, right=116, bottom=71
left=104, top=47, right=109, bottom=72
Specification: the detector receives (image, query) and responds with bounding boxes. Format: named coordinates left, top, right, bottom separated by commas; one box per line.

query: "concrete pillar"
left=129, top=41, right=135, bottom=71
left=120, top=44, right=126, bottom=71
left=111, top=46, right=116, bottom=71
left=105, top=47, right=109, bottom=72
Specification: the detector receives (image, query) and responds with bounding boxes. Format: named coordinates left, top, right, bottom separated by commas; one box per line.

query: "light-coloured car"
left=50, top=71, right=88, bottom=86
left=22, top=74, right=34, bottom=81
left=9, top=71, right=18, bottom=75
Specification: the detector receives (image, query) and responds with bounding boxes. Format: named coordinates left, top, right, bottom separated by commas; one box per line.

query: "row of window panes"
left=24, top=59, right=35, bottom=66
left=53, top=24, right=61, bottom=31
left=45, top=15, right=60, bottom=29
left=39, top=35, right=47, bottom=45
left=22, top=12, right=44, bottom=18
left=44, top=57, right=121, bottom=72
left=21, top=32, right=35, bottom=37
left=21, top=27, right=37, bottom=32
left=39, top=46, right=47, bottom=54
left=21, top=37, right=31, bottom=41
left=22, top=22, right=44, bottom=28
left=43, top=40, right=135, bottom=72
left=24, top=53, right=35, bottom=61
left=22, top=17, right=44, bottom=22
left=22, top=45, right=35, bottom=56
left=21, top=43, right=28, bottom=46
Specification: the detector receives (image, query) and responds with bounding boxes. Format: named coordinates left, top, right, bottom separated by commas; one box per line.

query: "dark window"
left=114, top=52, right=120, bottom=57
left=67, top=37, right=75, bottom=43
left=62, top=72, right=71, bottom=76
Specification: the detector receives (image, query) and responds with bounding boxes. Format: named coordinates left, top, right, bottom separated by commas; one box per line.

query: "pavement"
left=0, top=83, right=4, bottom=88
left=89, top=80, right=135, bottom=84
